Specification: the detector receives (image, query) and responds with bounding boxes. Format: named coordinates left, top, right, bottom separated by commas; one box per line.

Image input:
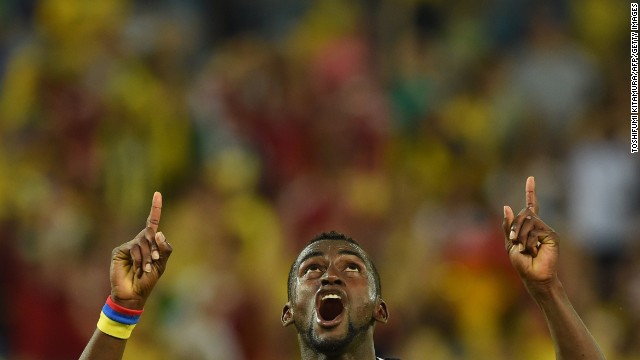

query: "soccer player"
left=79, top=177, right=606, bottom=359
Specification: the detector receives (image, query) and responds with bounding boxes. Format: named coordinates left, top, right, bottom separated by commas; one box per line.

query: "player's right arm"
left=79, top=192, right=172, bottom=360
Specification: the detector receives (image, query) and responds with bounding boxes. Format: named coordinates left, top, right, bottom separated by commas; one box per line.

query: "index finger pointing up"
left=147, top=191, right=162, bottom=231
left=525, top=176, right=539, bottom=215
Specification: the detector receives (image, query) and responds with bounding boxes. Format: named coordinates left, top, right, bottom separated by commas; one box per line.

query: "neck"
left=298, top=327, right=377, bottom=360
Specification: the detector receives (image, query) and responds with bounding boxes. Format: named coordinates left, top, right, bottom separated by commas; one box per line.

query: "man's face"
left=282, top=240, right=388, bottom=354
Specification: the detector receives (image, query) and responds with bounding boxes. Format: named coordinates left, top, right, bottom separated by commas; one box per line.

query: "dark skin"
left=79, top=192, right=172, bottom=360
left=503, top=177, right=605, bottom=360
left=281, top=241, right=388, bottom=360
left=80, top=177, right=605, bottom=359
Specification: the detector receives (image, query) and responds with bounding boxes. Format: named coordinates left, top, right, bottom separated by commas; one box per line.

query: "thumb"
left=153, top=231, right=173, bottom=275
left=502, top=205, right=514, bottom=250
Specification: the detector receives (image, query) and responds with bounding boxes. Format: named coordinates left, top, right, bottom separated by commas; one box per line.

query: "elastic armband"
left=96, top=296, right=144, bottom=339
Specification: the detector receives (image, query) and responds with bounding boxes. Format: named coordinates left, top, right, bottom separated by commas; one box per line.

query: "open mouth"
left=317, top=293, right=345, bottom=326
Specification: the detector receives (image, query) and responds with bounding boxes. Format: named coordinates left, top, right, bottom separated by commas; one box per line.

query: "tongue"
left=319, top=298, right=344, bottom=321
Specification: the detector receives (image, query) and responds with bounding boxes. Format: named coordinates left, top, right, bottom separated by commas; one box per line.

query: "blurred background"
left=0, top=0, right=638, bottom=359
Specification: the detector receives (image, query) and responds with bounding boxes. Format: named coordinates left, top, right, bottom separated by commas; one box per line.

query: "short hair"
left=287, top=231, right=382, bottom=301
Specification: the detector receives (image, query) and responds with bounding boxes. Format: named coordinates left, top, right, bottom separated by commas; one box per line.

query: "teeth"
left=322, top=294, right=341, bottom=300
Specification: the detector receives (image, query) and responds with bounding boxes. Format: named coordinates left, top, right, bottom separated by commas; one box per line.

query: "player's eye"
left=305, top=264, right=322, bottom=274
left=345, top=263, right=360, bottom=272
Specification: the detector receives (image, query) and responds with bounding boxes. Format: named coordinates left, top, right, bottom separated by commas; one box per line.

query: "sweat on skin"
left=282, top=238, right=389, bottom=358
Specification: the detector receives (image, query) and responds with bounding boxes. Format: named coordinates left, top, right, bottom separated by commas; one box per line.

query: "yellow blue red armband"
left=96, top=296, right=144, bottom=339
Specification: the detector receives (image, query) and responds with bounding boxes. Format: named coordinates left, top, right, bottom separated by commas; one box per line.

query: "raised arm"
left=80, top=192, right=173, bottom=360
left=503, top=177, right=605, bottom=360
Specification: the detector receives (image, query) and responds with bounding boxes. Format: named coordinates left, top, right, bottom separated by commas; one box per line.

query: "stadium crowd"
left=0, top=0, right=637, bottom=359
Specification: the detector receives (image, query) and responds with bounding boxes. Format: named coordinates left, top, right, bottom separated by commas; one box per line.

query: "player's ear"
left=373, top=298, right=389, bottom=324
left=282, top=302, right=294, bottom=326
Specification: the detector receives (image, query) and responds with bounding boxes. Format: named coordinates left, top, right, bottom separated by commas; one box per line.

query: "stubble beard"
left=296, top=317, right=372, bottom=355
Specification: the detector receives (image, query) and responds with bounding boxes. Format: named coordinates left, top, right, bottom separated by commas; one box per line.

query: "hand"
left=109, top=192, right=173, bottom=310
left=503, top=177, right=559, bottom=286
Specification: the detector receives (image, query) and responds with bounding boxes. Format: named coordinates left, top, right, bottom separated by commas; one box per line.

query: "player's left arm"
left=503, top=177, right=606, bottom=360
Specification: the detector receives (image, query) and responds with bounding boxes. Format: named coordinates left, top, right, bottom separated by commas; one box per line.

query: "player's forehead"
left=295, top=239, right=369, bottom=265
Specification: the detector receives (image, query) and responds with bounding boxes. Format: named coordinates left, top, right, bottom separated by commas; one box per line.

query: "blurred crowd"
left=0, top=0, right=638, bottom=359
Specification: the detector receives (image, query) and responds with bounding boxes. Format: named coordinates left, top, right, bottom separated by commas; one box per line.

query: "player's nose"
left=321, top=266, right=343, bottom=286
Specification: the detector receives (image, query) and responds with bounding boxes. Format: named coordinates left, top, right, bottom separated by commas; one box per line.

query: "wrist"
left=524, top=275, right=563, bottom=302
left=110, top=293, right=145, bottom=311
left=97, top=296, right=145, bottom=339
